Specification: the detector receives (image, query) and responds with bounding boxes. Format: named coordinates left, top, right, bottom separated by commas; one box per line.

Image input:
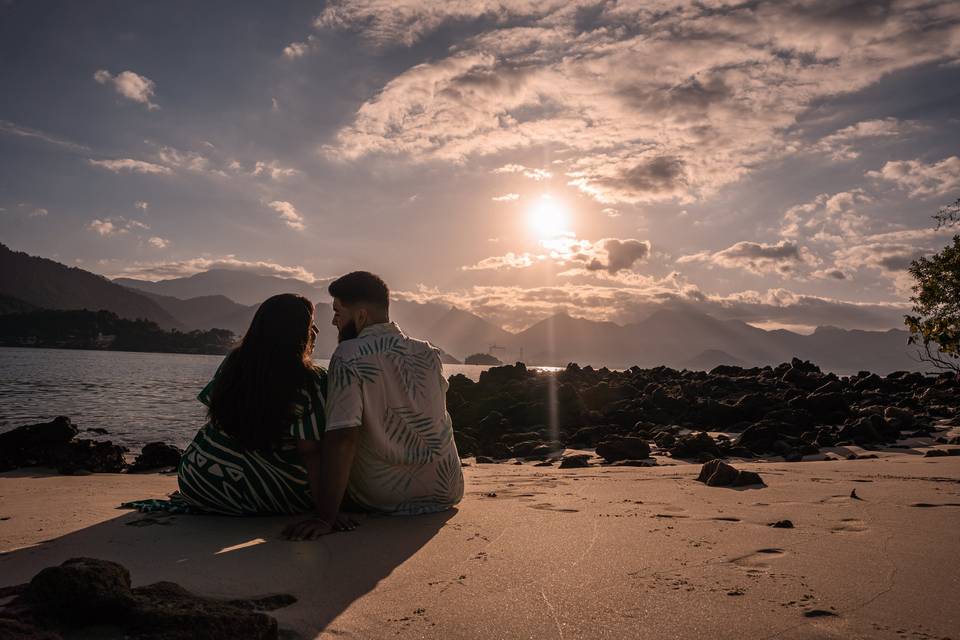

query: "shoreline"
left=2, top=450, right=959, bottom=638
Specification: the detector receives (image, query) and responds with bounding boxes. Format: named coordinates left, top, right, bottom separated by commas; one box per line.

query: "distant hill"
left=0, top=294, right=36, bottom=315
left=682, top=349, right=745, bottom=371
left=115, top=269, right=329, bottom=306
left=0, top=244, right=181, bottom=329
left=128, top=290, right=258, bottom=334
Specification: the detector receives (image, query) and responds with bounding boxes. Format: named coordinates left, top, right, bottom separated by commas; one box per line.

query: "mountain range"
left=0, top=243, right=935, bottom=374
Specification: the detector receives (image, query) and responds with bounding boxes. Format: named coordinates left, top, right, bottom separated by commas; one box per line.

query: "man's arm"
left=282, top=434, right=360, bottom=541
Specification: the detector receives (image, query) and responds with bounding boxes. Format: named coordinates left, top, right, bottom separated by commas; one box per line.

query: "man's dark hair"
left=328, top=271, right=390, bottom=310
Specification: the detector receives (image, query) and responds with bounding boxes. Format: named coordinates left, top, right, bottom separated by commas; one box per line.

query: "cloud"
left=585, top=238, right=651, bottom=274
left=462, top=251, right=538, bottom=271
left=29, top=208, right=48, bottom=218
left=147, top=237, right=170, bottom=249
left=283, top=42, right=309, bottom=59
left=780, top=189, right=871, bottom=244
left=678, top=240, right=816, bottom=276
left=0, top=120, right=90, bottom=152
left=463, top=235, right=650, bottom=274
left=493, top=163, right=552, bottom=180
left=134, top=201, right=149, bottom=210
left=104, top=256, right=320, bottom=282
left=492, top=193, right=519, bottom=201
left=812, top=117, right=924, bottom=161
left=321, top=0, right=960, bottom=204
left=267, top=200, right=306, bottom=230
left=866, top=156, right=960, bottom=198
left=602, top=208, right=620, bottom=218
left=88, top=158, right=172, bottom=175
left=811, top=268, right=848, bottom=280
left=396, top=278, right=910, bottom=333
left=251, top=160, right=301, bottom=180
left=93, top=69, right=159, bottom=110
left=87, top=217, right=150, bottom=236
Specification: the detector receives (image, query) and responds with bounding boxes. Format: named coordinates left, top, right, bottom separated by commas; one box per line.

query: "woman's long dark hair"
left=208, top=293, right=319, bottom=451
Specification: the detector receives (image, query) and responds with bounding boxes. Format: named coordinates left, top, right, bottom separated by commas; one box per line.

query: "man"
left=282, top=271, right=464, bottom=540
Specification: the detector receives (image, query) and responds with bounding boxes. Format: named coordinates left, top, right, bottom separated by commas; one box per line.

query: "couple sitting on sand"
left=175, top=271, right=464, bottom=539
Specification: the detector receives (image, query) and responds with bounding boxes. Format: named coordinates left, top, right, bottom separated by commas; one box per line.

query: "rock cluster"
left=0, top=417, right=183, bottom=475
left=0, top=557, right=294, bottom=639
left=447, top=359, right=959, bottom=463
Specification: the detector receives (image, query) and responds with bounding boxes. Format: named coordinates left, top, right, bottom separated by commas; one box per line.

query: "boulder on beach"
left=596, top=436, right=650, bottom=462
left=0, top=417, right=126, bottom=474
left=4, top=557, right=293, bottom=640
left=130, top=442, right=183, bottom=472
left=696, top=459, right=764, bottom=487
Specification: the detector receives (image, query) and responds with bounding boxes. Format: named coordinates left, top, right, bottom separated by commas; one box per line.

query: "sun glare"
left=527, top=194, right=571, bottom=239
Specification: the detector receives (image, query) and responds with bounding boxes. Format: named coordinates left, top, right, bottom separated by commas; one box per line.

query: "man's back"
left=325, top=321, right=464, bottom=515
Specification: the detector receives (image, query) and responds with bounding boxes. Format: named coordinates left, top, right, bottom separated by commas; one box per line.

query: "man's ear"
left=356, top=307, right=369, bottom=332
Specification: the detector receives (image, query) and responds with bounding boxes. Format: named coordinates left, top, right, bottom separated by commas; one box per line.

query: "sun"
left=527, top=194, right=571, bottom=239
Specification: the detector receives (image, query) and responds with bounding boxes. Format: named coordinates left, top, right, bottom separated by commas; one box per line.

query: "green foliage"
left=904, top=234, right=960, bottom=371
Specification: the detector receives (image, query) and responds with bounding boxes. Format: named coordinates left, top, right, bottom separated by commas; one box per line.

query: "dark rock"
left=55, top=440, right=127, bottom=474
left=0, top=618, right=62, bottom=640
left=130, top=442, right=183, bottom=472
left=27, top=558, right=135, bottom=624
left=769, top=520, right=794, bottom=528
left=559, top=454, right=591, bottom=469
left=783, top=450, right=803, bottom=462
left=474, top=456, right=495, bottom=464
left=883, top=406, right=915, bottom=430
left=781, top=366, right=822, bottom=391
left=596, top=436, right=650, bottom=462
left=610, top=459, right=657, bottom=467
left=924, top=449, right=949, bottom=457
left=0, top=417, right=77, bottom=471
left=454, top=431, right=479, bottom=457
left=837, top=417, right=882, bottom=445
left=668, top=432, right=721, bottom=459
left=85, top=427, right=109, bottom=435
left=696, top=459, right=764, bottom=487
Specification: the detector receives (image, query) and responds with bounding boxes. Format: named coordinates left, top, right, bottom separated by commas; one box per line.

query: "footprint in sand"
left=730, top=548, right=787, bottom=569
left=831, top=518, right=868, bottom=533
left=910, top=502, right=960, bottom=508
left=529, top=503, right=579, bottom=513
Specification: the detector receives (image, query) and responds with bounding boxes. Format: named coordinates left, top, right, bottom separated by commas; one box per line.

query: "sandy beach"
left=2, top=450, right=959, bottom=639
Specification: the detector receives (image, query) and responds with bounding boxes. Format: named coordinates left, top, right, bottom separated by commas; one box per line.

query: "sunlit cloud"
left=812, top=117, right=925, bottom=161
left=88, top=158, right=172, bottom=175
left=493, top=163, right=552, bottom=180
left=28, top=208, right=48, bottom=218
left=103, top=256, right=321, bottom=282
left=147, top=236, right=169, bottom=248
left=322, top=0, right=960, bottom=204
left=866, top=155, right=960, bottom=198
left=93, top=69, right=159, bottom=110
left=267, top=200, right=306, bottom=231
left=779, top=189, right=872, bottom=244
left=492, top=193, right=519, bottom=201
left=678, top=240, right=818, bottom=276
left=134, top=201, right=149, bottom=211
left=87, top=217, right=150, bottom=236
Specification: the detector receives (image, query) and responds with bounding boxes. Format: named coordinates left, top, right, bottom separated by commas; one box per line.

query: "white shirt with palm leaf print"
left=325, top=321, right=464, bottom=515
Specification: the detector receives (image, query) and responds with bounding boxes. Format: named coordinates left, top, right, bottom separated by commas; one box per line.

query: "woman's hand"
left=281, top=513, right=359, bottom=541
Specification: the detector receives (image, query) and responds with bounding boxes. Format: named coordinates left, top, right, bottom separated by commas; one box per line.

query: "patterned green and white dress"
left=326, top=321, right=464, bottom=516
left=177, top=367, right=327, bottom=516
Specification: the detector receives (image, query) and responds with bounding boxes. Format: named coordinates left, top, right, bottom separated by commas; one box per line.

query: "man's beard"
left=338, top=319, right=359, bottom=343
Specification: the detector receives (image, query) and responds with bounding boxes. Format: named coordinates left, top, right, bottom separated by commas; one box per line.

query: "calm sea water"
left=0, top=347, right=499, bottom=450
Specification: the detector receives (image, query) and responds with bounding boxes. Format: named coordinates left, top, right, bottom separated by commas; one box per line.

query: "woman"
left=177, top=293, right=352, bottom=531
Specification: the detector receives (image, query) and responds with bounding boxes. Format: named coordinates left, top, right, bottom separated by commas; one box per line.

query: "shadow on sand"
left=0, top=505, right=454, bottom=637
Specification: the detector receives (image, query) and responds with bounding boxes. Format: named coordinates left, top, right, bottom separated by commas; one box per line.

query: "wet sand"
left=2, top=451, right=959, bottom=639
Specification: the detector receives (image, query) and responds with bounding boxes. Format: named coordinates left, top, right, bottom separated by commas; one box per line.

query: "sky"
left=1, top=0, right=959, bottom=333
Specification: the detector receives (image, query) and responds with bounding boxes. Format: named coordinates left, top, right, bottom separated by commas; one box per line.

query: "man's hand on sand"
left=281, top=514, right=358, bottom=540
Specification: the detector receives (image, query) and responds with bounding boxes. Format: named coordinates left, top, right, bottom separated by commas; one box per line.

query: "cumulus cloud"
left=29, top=208, right=48, bottom=218
left=267, top=200, right=306, bottom=230
left=88, top=158, right=172, bottom=175
left=585, top=238, right=651, bottom=274
left=678, top=240, right=817, bottom=276
left=866, top=156, right=960, bottom=198
left=134, top=201, right=149, bottom=210
left=462, top=251, right=539, bottom=271
left=93, top=69, right=159, bottom=110
left=87, top=217, right=150, bottom=236
left=780, top=189, right=871, bottom=244
left=104, top=256, right=320, bottom=282
left=320, top=0, right=960, bottom=204
left=147, top=236, right=170, bottom=248
left=252, top=160, right=301, bottom=179
left=492, top=193, right=519, bottom=201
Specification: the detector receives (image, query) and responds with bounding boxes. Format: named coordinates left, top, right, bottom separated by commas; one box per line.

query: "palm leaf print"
left=387, top=347, right=436, bottom=399
left=383, top=406, right=447, bottom=464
